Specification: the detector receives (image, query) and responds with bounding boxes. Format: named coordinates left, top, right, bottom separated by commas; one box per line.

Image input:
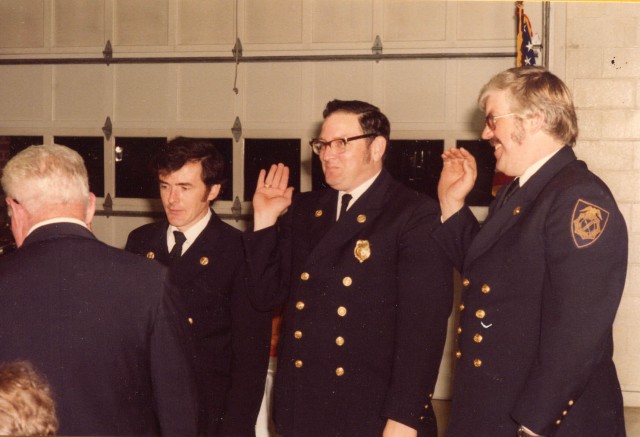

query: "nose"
left=168, top=187, right=179, bottom=204
left=320, top=144, right=338, bottom=161
left=481, top=125, right=493, bottom=141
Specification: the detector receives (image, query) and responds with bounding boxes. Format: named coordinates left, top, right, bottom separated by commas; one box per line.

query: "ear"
left=84, top=193, right=96, bottom=227
left=207, top=184, right=221, bottom=202
left=6, top=198, right=27, bottom=247
left=370, top=136, right=387, bottom=162
left=526, top=112, right=545, bottom=135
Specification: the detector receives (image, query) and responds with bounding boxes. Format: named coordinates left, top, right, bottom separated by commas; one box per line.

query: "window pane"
left=456, top=140, right=497, bottom=206
left=115, top=137, right=166, bottom=199
left=244, top=139, right=300, bottom=201
left=55, top=136, right=105, bottom=197
left=384, top=139, right=444, bottom=200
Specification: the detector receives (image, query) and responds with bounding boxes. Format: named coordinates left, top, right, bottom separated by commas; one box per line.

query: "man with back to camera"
left=243, top=100, right=454, bottom=437
left=436, top=66, right=627, bottom=436
left=125, top=137, right=272, bottom=436
left=0, top=144, right=198, bottom=435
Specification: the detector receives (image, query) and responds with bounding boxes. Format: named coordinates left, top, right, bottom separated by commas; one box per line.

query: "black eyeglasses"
left=485, top=113, right=517, bottom=131
left=309, top=133, right=376, bottom=155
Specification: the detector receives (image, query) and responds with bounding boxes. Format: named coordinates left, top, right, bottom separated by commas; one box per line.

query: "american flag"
left=516, top=2, right=536, bottom=67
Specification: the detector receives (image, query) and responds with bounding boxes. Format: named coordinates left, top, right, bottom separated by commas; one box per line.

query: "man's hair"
left=0, top=361, right=57, bottom=436
left=152, top=137, right=225, bottom=188
left=322, top=100, right=391, bottom=144
left=478, top=66, right=578, bottom=146
left=0, top=144, right=90, bottom=214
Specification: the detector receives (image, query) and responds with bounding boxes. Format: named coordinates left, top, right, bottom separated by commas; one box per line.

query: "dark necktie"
left=169, top=231, right=186, bottom=260
left=499, top=178, right=520, bottom=208
left=338, top=194, right=352, bottom=221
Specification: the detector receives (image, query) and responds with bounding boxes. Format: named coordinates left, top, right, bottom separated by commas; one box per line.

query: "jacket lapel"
left=464, top=146, right=577, bottom=268
left=305, top=170, right=391, bottom=266
left=170, top=213, right=221, bottom=287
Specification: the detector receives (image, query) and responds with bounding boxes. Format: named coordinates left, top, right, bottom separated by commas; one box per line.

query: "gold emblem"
left=572, top=199, right=609, bottom=248
left=314, top=209, right=323, bottom=218
left=354, top=240, right=371, bottom=263
left=357, top=214, right=367, bottom=223
left=200, top=256, right=209, bottom=266
left=146, top=251, right=155, bottom=259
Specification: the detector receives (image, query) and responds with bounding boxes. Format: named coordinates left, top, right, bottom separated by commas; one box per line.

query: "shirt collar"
left=167, top=208, right=212, bottom=254
left=28, top=217, right=89, bottom=236
left=338, top=170, right=381, bottom=212
left=519, top=148, right=562, bottom=187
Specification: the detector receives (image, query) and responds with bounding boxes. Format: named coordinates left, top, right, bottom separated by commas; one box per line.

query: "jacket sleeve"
left=150, top=280, right=199, bottom=436
left=242, top=209, right=294, bottom=311
left=218, top=264, right=273, bottom=437
left=431, top=205, right=480, bottom=272
left=380, top=200, right=454, bottom=432
left=510, top=182, right=627, bottom=435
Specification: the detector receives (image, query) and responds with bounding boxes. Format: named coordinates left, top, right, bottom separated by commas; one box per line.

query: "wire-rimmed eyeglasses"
left=485, top=113, right=517, bottom=131
left=309, top=133, right=376, bottom=155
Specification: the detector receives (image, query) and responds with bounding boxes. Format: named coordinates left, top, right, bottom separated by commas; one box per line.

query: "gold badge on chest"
left=354, top=240, right=371, bottom=263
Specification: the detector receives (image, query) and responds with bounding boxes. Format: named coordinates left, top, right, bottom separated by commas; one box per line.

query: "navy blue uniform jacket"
left=434, top=147, right=627, bottom=437
left=0, top=222, right=198, bottom=436
left=243, top=170, right=453, bottom=437
left=126, top=212, right=271, bottom=436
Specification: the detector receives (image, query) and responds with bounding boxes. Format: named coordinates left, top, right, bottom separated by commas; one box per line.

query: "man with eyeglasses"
left=436, top=67, right=627, bottom=436
left=243, top=100, right=453, bottom=436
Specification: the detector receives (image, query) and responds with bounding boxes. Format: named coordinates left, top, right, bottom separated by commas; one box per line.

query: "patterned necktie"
left=338, top=194, right=352, bottom=221
left=169, top=231, right=186, bottom=260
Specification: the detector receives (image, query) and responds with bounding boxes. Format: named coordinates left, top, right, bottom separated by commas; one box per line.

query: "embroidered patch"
left=571, top=199, right=609, bottom=249
left=354, top=240, right=371, bottom=263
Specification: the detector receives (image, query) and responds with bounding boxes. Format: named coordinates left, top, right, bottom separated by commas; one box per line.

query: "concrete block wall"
left=564, top=2, right=640, bottom=405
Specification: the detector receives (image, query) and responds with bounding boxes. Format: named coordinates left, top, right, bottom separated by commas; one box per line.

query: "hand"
left=252, top=163, right=294, bottom=231
left=382, top=419, right=417, bottom=437
left=438, top=147, right=477, bottom=221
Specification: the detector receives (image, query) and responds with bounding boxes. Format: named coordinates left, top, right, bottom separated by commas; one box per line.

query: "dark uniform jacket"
left=0, top=222, right=198, bottom=436
left=126, top=212, right=271, bottom=437
left=434, top=146, right=627, bottom=437
left=243, top=169, right=453, bottom=437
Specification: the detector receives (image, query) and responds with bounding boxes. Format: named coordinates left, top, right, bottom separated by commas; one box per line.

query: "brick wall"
left=564, top=2, right=640, bottom=405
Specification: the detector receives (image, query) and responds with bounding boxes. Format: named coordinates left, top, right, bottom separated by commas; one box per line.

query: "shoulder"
left=126, top=220, right=166, bottom=245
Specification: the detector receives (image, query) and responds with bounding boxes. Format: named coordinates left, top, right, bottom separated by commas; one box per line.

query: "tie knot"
left=173, top=231, right=186, bottom=245
left=339, top=194, right=352, bottom=221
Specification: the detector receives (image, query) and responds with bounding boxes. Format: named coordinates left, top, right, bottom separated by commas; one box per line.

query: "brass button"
left=146, top=251, right=155, bottom=259
left=337, top=306, right=347, bottom=317
left=294, top=330, right=303, bottom=339
left=455, top=351, right=462, bottom=359
left=475, top=309, right=486, bottom=319
left=335, top=336, right=345, bottom=346
left=335, top=367, right=344, bottom=376
left=424, top=404, right=430, bottom=410
left=513, top=206, right=521, bottom=216
left=562, top=410, right=568, bottom=416
left=457, top=326, right=462, bottom=334
left=301, top=272, right=310, bottom=281
left=429, top=393, right=433, bottom=399
left=556, top=419, right=561, bottom=425
left=315, top=209, right=323, bottom=217
left=200, top=256, right=209, bottom=266
left=473, top=333, right=483, bottom=343
left=187, top=317, right=193, bottom=325
left=296, top=301, right=305, bottom=310
left=481, top=284, right=490, bottom=294
left=294, top=360, right=303, bottom=368
left=342, top=276, right=352, bottom=287
left=357, top=214, right=366, bottom=223
left=459, top=303, right=465, bottom=311
left=419, top=416, right=425, bottom=422
left=568, top=400, right=574, bottom=406
left=473, top=358, right=482, bottom=367
left=462, top=278, right=470, bottom=287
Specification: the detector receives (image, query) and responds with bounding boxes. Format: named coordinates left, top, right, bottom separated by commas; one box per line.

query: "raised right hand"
left=438, top=147, right=477, bottom=221
left=252, top=163, right=294, bottom=231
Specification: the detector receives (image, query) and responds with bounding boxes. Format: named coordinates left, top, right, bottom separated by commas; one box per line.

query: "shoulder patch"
left=571, top=199, right=609, bottom=249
